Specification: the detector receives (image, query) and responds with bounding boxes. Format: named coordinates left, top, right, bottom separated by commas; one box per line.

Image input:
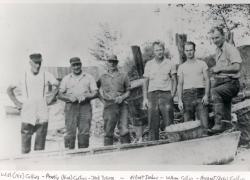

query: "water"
left=0, top=93, right=21, bottom=157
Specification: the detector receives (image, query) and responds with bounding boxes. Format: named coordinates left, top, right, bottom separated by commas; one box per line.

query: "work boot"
left=104, top=137, right=113, bottom=146
left=208, top=124, right=223, bottom=134
left=208, top=102, right=224, bottom=135
left=120, top=133, right=131, bottom=144
left=78, top=134, right=89, bottom=148
left=64, top=136, right=76, bottom=149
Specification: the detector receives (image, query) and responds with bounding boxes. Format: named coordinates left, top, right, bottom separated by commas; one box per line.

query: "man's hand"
left=202, top=95, right=209, bottom=105
left=142, top=98, right=149, bottom=110
left=68, top=95, right=77, bottom=103
left=77, top=95, right=86, bottom=103
left=115, top=96, right=124, bottom=104
left=210, top=66, right=221, bottom=74
left=15, top=101, right=23, bottom=110
left=178, top=101, right=183, bottom=111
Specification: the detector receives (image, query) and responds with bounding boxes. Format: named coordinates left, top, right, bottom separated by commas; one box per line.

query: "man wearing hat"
left=97, top=54, right=131, bottom=146
left=58, top=57, right=98, bottom=149
left=7, top=53, right=58, bottom=154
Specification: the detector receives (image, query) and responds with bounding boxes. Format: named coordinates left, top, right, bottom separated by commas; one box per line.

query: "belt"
left=66, top=100, right=90, bottom=105
left=214, top=76, right=238, bottom=81
left=183, top=88, right=205, bottom=94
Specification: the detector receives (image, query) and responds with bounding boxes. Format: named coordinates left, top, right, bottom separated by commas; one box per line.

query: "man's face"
left=71, top=63, right=82, bottom=75
left=106, top=60, right=118, bottom=71
left=153, top=44, right=164, bottom=60
left=30, top=60, right=41, bottom=74
left=211, top=30, right=225, bottom=48
left=184, top=44, right=195, bottom=59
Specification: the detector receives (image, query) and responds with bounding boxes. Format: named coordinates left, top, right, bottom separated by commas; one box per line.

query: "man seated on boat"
left=177, top=41, right=210, bottom=134
left=142, top=41, right=177, bottom=141
left=208, top=26, right=242, bottom=134
left=7, top=53, right=59, bottom=154
left=58, top=57, right=98, bottom=149
left=97, top=54, right=131, bottom=146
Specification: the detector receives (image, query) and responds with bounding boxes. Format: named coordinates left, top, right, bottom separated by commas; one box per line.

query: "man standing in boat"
left=177, top=41, right=210, bottom=133
left=97, top=54, right=131, bottom=146
left=7, top=53, right=58, bottom=154
left=58, top=57, right=98, bottom=149
left=142, top=41, right=177, bottom=141
left=209, top=26, right=242, bottom=134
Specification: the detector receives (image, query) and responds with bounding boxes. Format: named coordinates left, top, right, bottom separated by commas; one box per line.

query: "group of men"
left=7, top=26, right=242, bottom=154
left=7, top=52, right=131, bottom=153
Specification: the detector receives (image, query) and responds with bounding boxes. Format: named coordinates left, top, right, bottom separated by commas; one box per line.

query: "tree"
left=89, top=23, right=122, bottom=61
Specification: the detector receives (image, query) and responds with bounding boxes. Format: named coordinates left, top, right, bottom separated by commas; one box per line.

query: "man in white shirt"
left=58, top=57, right=98, bottom=149
left=143, top=41, right=177, bottom=141
left=7, top=53, right=58, bottom=154
left=177, top=41, right=210, bottom=132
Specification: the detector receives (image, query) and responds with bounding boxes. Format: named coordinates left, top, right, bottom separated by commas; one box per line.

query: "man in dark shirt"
left=98, top=54, right=131, bottom=146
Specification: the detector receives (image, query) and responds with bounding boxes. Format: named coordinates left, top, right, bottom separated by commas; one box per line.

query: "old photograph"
left=0, top=2, right=250, bottom=171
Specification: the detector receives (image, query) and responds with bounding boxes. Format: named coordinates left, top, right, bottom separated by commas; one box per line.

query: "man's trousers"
left=64, top=102, right=92, bottom=149
left=147, top=90, right=174, bottom=141
left=21, top=122, right=48, bottom=154
left=103, top=102, right=130, bottom=146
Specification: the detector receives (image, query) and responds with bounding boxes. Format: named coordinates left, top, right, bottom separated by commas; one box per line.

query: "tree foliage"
left=180, top=4, right=250, bottom=37
left=89, top=23, right=122, bottom=61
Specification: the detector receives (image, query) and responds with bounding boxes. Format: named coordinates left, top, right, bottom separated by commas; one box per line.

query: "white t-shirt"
left=177, top=59, right=208, bottom=90
left=143, top=58, right=177, bottom=92
left=21, top=70, right=58, bottom=102
left=11, top=70, right=58, bottom=125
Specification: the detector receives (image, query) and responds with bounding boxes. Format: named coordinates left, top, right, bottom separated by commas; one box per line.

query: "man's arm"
left=141, top=77, right=149, bottom=109
left=114, top=74, right=131, bottom=104
left=78, top=75, right=99, bottom=102
left=57, top=77, right=77, bottom=103
left=177, top=72, right=184, bottom=110
left=171, top=73, right=177, bottom=97
left=58, top=92, right=76, bottom=103
left=202, top=68, right=210, bottom=105
left=83, top=90, right=99, bottom=101
left=7, top=85, right=23, bottom=109
left=211, top=63, right=241, bottom=74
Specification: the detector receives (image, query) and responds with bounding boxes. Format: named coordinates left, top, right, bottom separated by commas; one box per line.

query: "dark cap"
left=107, top=54, right=118, bottom=62
left=70, top=57, right=81, bottom=65
left=29, top=53, right=42, bottom=63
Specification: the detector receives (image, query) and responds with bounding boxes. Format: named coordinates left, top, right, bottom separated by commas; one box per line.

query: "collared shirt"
left=177, top=59, right=208, bottom=90
left=143, top=57, right=177, bottom=92
left=59, top=72, right=98, bottom=98
left=98, top=69, right=130, bottom=103
left=215, top=42, right=242, bottom=79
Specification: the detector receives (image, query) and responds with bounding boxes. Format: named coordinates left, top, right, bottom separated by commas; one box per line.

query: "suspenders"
left=24, top=72, right=45, bottom=98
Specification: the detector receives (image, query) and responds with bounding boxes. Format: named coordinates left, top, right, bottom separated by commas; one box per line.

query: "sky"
left=0, top=3, right=249, bottom=89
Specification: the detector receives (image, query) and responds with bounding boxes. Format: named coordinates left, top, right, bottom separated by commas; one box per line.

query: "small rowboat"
left=0, top=131, right=241, bottom=169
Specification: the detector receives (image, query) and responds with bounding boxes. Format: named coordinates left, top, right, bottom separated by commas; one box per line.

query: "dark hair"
left=29, top=53, right=42, bottom=60
left=209, top=26, right=225, bottom=36
left=184, top=41, right=196, bottom=51
left=152, top=40, right=165, bottom=50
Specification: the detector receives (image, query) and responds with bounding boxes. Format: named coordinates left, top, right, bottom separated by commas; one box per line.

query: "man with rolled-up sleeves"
left=98, top=54, right=131, bottom=146
left=209, top=26, right=242, bottom=134
left=58, top=57, right=98, bottom=149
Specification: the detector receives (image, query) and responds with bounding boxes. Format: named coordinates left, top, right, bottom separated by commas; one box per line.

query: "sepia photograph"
left=0, top=1, right=250, bottom=172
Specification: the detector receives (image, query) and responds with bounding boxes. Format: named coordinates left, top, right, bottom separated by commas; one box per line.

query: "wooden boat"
left=0, top=131, right=241, bottom=169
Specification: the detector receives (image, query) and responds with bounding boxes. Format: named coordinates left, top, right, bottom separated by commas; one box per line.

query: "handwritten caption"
left=0, top=171, right=247, bottom=180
